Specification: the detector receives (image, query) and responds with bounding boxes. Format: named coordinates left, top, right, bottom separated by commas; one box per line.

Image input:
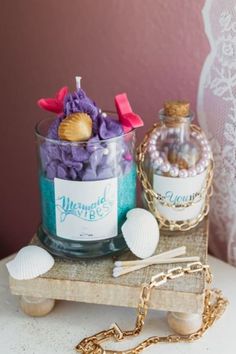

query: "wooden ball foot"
left=20, top=296, right=55, bottom=317
left=167, top=311, right=202, bottom=335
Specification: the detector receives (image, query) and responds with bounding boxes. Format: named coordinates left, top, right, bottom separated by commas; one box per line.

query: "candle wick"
left=75, top=76, right=82, bottom=90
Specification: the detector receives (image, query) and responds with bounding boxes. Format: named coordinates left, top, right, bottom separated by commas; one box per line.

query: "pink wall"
left=0, top=0, right=209, bottom=258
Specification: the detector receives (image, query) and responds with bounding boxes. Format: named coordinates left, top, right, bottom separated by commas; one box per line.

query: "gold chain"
left=136, top=123, right=214, bottom=231
left=75, top=262, right=228, bottom=354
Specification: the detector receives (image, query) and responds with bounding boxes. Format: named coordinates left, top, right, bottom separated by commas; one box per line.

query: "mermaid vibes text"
left=56, top=184, right=115, bottom=222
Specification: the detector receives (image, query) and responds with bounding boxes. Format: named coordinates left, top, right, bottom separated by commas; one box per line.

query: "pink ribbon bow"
left=115, top=93, right=144, bottom=133
left=37, top=86, right=69, bottom=114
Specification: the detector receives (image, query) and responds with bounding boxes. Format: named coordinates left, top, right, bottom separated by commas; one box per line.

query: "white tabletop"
left=0, top=254, right=235, bottom=354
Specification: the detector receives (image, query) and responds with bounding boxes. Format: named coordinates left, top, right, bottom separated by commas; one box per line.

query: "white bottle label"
left=54, top=178, right=118, bottom=241
left=153, top=170, right=207, bottom=221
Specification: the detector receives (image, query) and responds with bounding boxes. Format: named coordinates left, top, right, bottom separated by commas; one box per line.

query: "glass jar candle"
left=35, top=117, right=136, bottom=258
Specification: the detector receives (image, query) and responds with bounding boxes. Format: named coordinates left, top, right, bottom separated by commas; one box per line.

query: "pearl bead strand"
left=148, top=129, right=212, bottom=178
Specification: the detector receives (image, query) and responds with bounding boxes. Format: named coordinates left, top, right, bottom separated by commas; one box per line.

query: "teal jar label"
left=55, top=177, right=118, bottom=241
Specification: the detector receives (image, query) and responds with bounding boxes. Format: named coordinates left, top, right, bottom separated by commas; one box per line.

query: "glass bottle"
left=142, top=100, right=212, bottom=229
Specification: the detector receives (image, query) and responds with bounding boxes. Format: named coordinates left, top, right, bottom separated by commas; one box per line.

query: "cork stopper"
left=164, top=100, right=190, bottom=117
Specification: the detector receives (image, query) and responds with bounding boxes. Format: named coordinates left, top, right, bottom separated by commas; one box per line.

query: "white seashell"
left=121, top=208, right=159, bottom=259
left=6, top=246, right=54, bottom=280
left=126, top=208, right=152, bottom=218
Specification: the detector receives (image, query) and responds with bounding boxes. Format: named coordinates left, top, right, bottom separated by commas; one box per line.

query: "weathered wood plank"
left=9, top=218, right=208, bottom=314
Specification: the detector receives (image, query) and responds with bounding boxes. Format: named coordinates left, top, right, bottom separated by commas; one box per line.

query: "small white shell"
left=121, top=208, right=159, bottom=259
left=6, top=246, right=54, bottom=280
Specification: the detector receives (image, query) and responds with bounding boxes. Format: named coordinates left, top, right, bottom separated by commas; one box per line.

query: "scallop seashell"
left=126, top=208, right=151, bottom=218
left=6, top=246, right=54, bottom=280
left=58, top=112, right=92, bottom=142
left=121, top=208, right=159, bottom=259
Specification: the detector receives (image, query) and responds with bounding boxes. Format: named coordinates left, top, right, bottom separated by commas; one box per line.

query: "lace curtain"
left=197, top=0, right=236, bottom=266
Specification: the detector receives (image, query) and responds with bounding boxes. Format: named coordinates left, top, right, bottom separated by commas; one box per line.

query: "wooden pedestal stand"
left=9, top=218, right=208, bottom=335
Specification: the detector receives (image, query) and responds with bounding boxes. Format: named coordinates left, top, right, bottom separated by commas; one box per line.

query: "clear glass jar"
left=141, top=101, right=213, bottom=230
left=149, top=107, right=201, bottom=178
left=35, top=117, right=136, bottom=258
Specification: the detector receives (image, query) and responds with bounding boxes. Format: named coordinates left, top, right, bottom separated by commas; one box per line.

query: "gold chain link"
left=75, top=262, right=228, bottom=354
left=136, top=123, right=214, bottom=231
